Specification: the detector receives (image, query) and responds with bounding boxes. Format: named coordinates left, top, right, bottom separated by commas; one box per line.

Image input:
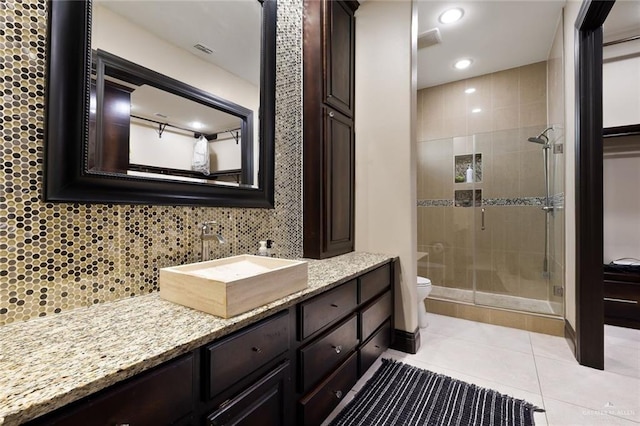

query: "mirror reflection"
left=90, top=0, right=261, bottom=187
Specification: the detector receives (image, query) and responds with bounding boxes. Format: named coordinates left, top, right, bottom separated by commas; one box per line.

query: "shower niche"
left=454, top=153, right=482, bottom=183
left=454, top=189, right=482, bottom=207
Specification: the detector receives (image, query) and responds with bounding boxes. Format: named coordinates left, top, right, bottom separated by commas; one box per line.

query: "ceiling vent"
left=193, top=43, right=214, bottom=55
left=418, top=28, right=442, bottom=50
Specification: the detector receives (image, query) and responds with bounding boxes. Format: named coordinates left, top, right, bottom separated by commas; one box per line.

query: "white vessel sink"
left=159, top=255, right=308, bottom=318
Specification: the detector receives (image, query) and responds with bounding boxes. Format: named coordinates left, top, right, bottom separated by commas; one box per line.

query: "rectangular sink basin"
left=159, top=255, right=308, bottom=318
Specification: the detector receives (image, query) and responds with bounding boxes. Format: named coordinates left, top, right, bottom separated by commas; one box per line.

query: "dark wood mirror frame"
left=44, top=0, right=276, bottom=208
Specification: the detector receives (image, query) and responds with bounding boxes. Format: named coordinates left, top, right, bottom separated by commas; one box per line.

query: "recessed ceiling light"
left=439, top=8, right=464, bottom=24
left=465, top=88, right=476, bottom=94
left=454, top=59, right=472, bottom=70
left=472, top=108, right=482, bottom=113
left=191, top=121, right=204, bottom=129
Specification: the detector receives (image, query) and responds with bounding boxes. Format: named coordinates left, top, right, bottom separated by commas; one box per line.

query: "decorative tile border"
left=482, top=197, right=546, bottom=206
left=418, top=196, right=551, bottom=207
left=417, top=199, right=454, bottom=207
left=551, top=192, right=565, bottom=208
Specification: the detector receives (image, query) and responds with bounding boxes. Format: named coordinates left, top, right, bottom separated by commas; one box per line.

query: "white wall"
left=355, top=0, right=418, bottom=334
left=128, top=123, right=241, bottom=172
left=603, top=53, right=640, bottom=128
left=563, top=0, right=582, bottom=329
left=129, top=123, right=193, bottom=170
left=603, top=153, right=640, bottom=262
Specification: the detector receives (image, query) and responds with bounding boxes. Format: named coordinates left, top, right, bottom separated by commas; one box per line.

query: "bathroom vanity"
left=0, top=252, right=396, bottom=425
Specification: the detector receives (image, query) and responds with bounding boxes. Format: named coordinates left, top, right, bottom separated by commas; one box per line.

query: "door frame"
left=574, top=0, right=615, bottom=370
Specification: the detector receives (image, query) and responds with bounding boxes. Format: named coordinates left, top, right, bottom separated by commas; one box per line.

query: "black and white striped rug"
left=329, top=359, right=543, bottom=426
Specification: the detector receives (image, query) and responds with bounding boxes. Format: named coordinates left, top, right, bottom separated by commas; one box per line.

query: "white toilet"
left=417, top=276, right=432, bottom=328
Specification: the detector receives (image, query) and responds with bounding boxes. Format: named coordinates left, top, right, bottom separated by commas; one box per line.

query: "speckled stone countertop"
left=0, top=252, right=393, bottom=425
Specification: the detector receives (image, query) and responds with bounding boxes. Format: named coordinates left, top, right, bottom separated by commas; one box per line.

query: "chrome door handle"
left=481, top=208, right=486, bottom=231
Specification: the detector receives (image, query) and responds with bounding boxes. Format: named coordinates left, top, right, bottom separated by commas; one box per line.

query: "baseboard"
left=390, top=328, right=421, bottom=354
left=564, top=319, right=577, bottom=356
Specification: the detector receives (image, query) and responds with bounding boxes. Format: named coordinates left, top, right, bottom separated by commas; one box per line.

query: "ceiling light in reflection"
left=454, top=59, right=472, bottom=70
left=191, top=121, right=204, bottom=129
left=114, top=100, right=130, bottom=115
left=465, top=88, right=476, bottom=94
left=439, top=8, right=464, bottom=24
left=471, top=108, right=482, bottom=113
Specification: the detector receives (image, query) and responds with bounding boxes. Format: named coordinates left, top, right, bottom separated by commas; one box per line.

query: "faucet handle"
left=202, top=221, right=217, bottom=235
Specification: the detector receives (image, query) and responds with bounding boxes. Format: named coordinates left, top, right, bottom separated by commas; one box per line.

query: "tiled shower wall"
left=0, top=0, right=303, bottom=325
left=417, top=62, right=553, bottom=302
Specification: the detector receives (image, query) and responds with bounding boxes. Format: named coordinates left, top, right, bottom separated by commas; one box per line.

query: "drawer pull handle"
left=374, top=345, right=381, bottom=349
left=334, top=390, right=343, bottom=399
left=252, top=346, right=262, bottom=353
left=330, top=303, right=339, bottom=308
left=329, top=111, right=335, bottom=118
left=604, top=297, right=638, bottom=304
left=332, top=345, right=342, bottom=354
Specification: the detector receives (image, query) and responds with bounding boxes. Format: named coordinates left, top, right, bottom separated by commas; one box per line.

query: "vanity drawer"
left=207, top=361, right=290, bottom=426
left=299, top=314, right=358, bottom=392
left=359, top=320, right=391, bottom=375
left=359, top=264, right=391, bottom=304
left=29, top=354, right=194, bottom=425
left=299, top=279, right=357, bottom=340
left=299, top=352, right=358, bottom=426
left=360, top=291, right=392, bottom=342
left=206, top=310, right=289, bottom=399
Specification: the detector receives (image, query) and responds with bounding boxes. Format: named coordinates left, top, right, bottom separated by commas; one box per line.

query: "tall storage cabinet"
left=303, top=0, right=359, bottom=259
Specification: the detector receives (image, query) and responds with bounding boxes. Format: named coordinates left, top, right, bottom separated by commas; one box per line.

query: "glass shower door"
left=471, top=128, right=561, bottom=315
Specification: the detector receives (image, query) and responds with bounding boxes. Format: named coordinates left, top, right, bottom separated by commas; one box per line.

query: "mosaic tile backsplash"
left=0, top=0, right=304, bottom=325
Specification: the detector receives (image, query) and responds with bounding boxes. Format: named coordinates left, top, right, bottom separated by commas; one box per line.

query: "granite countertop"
left=0, top=251, right=393, bottom=425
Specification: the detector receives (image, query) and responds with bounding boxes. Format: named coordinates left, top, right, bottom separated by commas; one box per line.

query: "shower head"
left=527, top=127, right=554, bottom=145
left=527, top=136, right=548, bottom=144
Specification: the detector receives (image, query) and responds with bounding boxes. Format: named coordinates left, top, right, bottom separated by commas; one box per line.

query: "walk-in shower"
left=417, top=124, right=565, bottom=317
left=415, top=5, right=565, bottom=324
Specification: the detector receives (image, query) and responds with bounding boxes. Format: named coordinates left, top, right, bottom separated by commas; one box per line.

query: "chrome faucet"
left=201, top=221, right=226, bottom=261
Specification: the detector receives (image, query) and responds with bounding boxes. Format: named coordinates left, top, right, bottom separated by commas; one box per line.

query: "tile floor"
left=323, top=314, right=640, bottom=425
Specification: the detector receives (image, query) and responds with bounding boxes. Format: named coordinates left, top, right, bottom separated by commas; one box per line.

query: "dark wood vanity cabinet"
left=295, top=262, right=394, bottom=425
left=28, top=354, right=196, bottom=426
left=27, top=259, right=397, bottom=426
left=303, top=0, right=359, bottom=259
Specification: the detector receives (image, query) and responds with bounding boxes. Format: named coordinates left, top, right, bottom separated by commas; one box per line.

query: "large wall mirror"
left=45, top=0, right=276, bottom=207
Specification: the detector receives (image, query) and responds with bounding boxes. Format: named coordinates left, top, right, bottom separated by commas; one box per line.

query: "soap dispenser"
left=465, top=165, right=474, bottom=183
left=258, top=240, right=268, bottom=256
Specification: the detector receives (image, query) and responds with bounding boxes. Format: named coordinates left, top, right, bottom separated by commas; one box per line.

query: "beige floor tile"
left=543, top=398, right=639, bottom=426
left=535, top=356, right=640, bottom=422
left=605, top=343, right=640, bottom=379
left=530, top=332, right=577, bottom=363
left=322, top=316, right=640, bottom=425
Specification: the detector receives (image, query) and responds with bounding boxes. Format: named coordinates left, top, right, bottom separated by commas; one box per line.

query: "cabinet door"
left=208, top=361, right=290, bottom=426
left=323, top=0, right=356, bottom=117
left=28, top=354, right=194, bottom=425
left=323, top=108, right=355, bottom=257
